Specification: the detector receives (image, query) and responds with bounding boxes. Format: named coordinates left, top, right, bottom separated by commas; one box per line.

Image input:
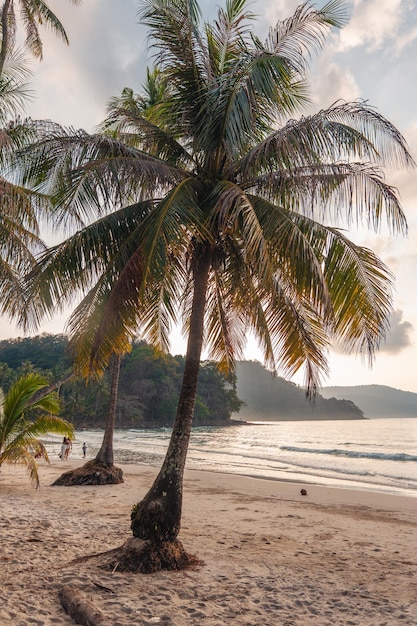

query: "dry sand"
left=0, top=458, right=416, bottom=626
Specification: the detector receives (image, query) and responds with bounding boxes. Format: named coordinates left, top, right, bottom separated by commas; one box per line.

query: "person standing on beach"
left=64, top=437, right=72, bottom=459
left=60, top=437, right=67, bottom=460
left=82, top=442, right=87, bottom=458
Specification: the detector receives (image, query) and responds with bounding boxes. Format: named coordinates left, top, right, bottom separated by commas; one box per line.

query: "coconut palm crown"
left=13, top=0, right=414, bottom=563
left=19, top=0, right=412, bottom=388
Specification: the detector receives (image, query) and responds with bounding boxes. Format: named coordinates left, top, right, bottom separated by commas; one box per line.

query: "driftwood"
left=59, top=585, right=110, bottom=626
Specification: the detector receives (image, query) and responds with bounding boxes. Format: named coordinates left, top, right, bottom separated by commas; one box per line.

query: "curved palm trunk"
left=131, top=246, right=212, bottom=543
left=95, top=353, right=120, bottom=465
left=52, top=354, right=124, bottom=486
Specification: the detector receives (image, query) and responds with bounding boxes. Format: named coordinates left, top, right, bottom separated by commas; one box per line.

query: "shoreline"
left=1, top=459, right=416, bottom=625
left=58, top=444, right=417, bottom=500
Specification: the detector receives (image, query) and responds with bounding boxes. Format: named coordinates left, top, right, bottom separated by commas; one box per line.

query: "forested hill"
left=234, top=361, right=364, bottom=420
left=320, top=385, right=417, bottom=418
left=0, top=335, right=366, bottom=425
left=0, top=335, right=242, bottom=428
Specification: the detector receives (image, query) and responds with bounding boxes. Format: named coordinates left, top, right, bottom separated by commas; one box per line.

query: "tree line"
left=0, top=334, right=242, bottom=428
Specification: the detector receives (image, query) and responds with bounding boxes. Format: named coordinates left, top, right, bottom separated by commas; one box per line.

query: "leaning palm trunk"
left=53, top=354, right=124, bottom=486
left=109, top=247, right=212, bottom=572
left=95, top=353, right=120, bottom=465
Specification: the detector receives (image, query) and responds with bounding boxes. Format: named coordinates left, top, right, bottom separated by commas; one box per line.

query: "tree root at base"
left=102, top=537, right=203, bottom=574
left=52, top=460, right=124, bottom=486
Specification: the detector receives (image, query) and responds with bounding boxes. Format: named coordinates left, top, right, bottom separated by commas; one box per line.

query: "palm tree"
left=15, top=0, right=413, bottom=571
left=0, top=372, right=74, bottom=487
left=52, top=352, right=125, bottom=485
left=0, top=0, right=82, bottom=76
left=20, top=69, right=169, bottom=487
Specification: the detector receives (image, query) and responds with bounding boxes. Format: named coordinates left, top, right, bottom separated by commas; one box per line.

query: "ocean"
left=49, top=417, right=417, bottom=498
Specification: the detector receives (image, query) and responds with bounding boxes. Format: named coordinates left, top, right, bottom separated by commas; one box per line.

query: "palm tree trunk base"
left=130, top=481, right=182, bottom=542
left=51, top=460, right=124, bottom=486
left=105, top=537, right=201, bottom=574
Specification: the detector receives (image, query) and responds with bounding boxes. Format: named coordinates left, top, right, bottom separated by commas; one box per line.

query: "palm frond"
left=14, top=128, right=188, bottom=229
left=0, top=444, right=41, bottom=487
left=266, top=0, right=348, bottom=73
left=323, top=228, right=394, bottom=359
left=240, top=101, right=414, bottom=178
left=252, top=162, right=408, bottom=235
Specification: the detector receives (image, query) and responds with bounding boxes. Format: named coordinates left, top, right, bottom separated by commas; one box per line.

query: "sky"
left=1, top=0, right=417, bottom=393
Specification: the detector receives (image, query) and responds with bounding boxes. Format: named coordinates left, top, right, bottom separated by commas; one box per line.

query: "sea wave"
left=280, top=446, right=417, bottom=462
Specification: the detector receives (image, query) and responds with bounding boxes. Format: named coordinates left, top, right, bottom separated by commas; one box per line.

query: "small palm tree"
left=0, top=372, right=74, bottom=487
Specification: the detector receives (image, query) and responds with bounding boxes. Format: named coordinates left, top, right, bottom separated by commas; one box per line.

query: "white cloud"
left=308, top=58, right=361, bottom=110
left=262, top=0, right=301, bottom=25
left=381, top=310, right=414, bottom=354
left=339, top=0, right=402, bottom=51
left=338, top=0, right=416, bottom=54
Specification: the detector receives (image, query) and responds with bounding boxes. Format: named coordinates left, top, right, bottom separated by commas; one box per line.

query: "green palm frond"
left=0, top=373, right=73, bottom=487
left=16, top=0, right=81, bottom=59
left=204, top=253, right=249, bottom=375
left=205, top=0, right=254, bottom=77
left=103, top=105, right=193, bottom=166
left=66, top=247, right=147, bottom=377
left=103, top=70, right=193, bottom=165
left=138, top=0, right=205, bottom=110
left=0, top=444, right=42, bottom=486
left=267, top=1, right=349, bottom=71
left=252, top=162, right=408, bottom=234
left=0, top=47, right=33, bottom=121
left=240, top=101, right=414, bottom=179
left=322, top=228, right=394, bottom=357
left=2, top=374, right=60, bottom=428
left=21, top=199, right=156, bottom=330
left=199, top=0, right=349, bottom=160
left=14, top=128, right=188, bottom=229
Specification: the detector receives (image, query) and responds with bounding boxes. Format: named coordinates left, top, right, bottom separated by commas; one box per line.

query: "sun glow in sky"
left=2, top=0, right=417, bottom=393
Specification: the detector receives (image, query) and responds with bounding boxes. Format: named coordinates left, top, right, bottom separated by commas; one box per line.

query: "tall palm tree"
left=0, top=0, right=82, bottom=76
left=0, top=372, right=74, bottom=487
left=16, top=0, right=413, bottom=571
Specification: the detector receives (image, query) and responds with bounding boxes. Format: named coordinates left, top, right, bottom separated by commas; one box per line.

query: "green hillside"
left=234, top=361, right=364, bottom=420
left=0, top=335, right=369, bottom=425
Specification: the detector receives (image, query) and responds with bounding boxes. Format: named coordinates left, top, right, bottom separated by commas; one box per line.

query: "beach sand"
left=1, top=459, right=416, bottom=625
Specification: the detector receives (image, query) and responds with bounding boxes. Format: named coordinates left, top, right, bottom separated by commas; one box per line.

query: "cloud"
left=262, top=0, right=301, bottom=25
left=338, top=0, right=417, bottom=54
left=307, top=57, right=361, bottom=111
left=381, top=310, right=414, bottom=354
left=28, top=0, right=146, bottom=130
left=339, top=0, right=402, bottom=50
